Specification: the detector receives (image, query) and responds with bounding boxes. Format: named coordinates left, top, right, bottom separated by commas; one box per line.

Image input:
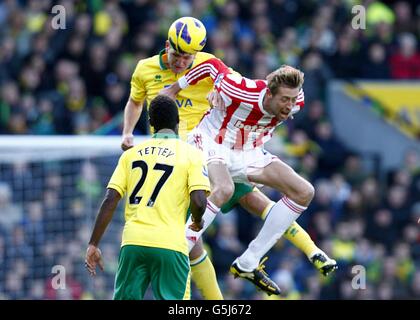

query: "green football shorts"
left=220, top=182, right=254, bottom=213
left=113, top=245, right=191, bottom=300
left=186, top=182, right=254, bottom=218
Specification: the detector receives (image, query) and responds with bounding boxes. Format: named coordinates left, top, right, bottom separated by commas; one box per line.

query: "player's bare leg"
left=207, top=161, right=235, bottom=207
left=248, top=159, right=314, bottom=206
left=231, top=159, right=316, bottom=295
left=238, top=190, right=337, bottom=276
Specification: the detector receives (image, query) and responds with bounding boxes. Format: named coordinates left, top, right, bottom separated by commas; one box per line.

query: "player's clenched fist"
left=189, top=218, right=204, bottom=232
left=121, top=133, right=134, bottom=151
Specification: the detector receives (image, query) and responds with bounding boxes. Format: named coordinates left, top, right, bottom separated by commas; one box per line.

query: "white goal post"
left=0, top=135, right=147, bottom=163
left=0, top=135, right=148, bottom=299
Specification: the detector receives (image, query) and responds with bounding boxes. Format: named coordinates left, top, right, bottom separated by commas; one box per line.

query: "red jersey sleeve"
left=178, top=57, right=264, bottom=103
left=178, top=58, right=230, bottom=88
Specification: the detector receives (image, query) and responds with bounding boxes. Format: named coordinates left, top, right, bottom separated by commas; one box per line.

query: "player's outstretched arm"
left=189, top=190, right=208, bottom=232
left=85, top=188, right=121, bottom=275
left=160, top=58, right=230, bottom=104
left=121, top=98, right=143, bottom=151
left=159, top=82, right=182, bottom=100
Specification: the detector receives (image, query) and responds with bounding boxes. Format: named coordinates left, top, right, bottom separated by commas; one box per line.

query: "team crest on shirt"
left=154, top=74, right=162, bottom=82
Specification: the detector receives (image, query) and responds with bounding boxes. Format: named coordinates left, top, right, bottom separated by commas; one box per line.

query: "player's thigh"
left=208, top=161, right=234, bottom=190
left=248, top=159, right=310, bottom=196
left=113, top=245, right=150, bottom=300
left=188, top=129, right=233, bottom=191
left=238, top=188, right=274, bottom=218
left=147, top=247, right=191, bottom=300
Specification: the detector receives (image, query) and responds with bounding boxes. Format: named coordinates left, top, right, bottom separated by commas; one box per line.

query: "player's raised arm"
left=122, top=98, right=143, bottom=151
left=159, top=58, right=230, bottom=98
left=179, top=58, right=267, bottom=110
left=180, top=58, right=230, bottom=87
left=121, top=58, right=147, bottom=151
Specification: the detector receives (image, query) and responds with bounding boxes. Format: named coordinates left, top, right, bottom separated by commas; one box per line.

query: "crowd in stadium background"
left=0, top=0, right=419, bottom=299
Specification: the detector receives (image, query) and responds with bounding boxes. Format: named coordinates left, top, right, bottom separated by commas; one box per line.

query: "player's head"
left=149, top=95, right=180, bottom=133
left=165, top=17, right=207, bottom=74
left=264, top=65, right=304, bottom=121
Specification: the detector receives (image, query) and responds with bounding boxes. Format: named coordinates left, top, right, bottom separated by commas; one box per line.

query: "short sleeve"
left=130, top=60, right=146, bottom=104
left=107, top=152, right=128, bottom=197
left=187, top=147, right=211, bottom=195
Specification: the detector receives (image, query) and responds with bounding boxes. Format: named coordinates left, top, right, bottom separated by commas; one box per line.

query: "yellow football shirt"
left=107, top=133, right=211, bottom=256
left=130, top=51, right=216, bottom=137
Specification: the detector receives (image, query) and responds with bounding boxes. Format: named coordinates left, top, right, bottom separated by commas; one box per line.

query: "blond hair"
left=266, top=65, right=304, bottom=95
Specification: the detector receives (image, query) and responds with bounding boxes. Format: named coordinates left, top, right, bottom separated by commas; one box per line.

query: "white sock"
left=186, top=200, right=220, bottom=252
left=236, top=196, right=306, bottom=271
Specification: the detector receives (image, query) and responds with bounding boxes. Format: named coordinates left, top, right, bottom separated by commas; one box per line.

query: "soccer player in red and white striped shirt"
left=179, top=59, right=305, bottom=151
left=161, top=58, right=338, bottom=295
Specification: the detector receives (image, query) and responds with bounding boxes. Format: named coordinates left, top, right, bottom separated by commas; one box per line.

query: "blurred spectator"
left=328, top=31, right=361, bottom=79
left=361, top=42, right=391, bottom=79
left=211, top=219, right=244, bottom=275
left=386, top=185, right=410, bottom=231
left=300, top=50, right=333, bottom=104
left=393, top=1, right=416, bottom=34
left=341, top=154, right=369, bottom=187
left=276, top=27, right=301, bottom=67
left=313, top=121, right=349, bottom=177
left=366, top=208, right=398, bottom=252
left=390, top=33, right=420, bottom=79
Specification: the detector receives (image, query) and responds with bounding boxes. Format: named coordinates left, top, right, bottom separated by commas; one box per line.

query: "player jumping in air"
left=161, top=58, right=338, bottom=295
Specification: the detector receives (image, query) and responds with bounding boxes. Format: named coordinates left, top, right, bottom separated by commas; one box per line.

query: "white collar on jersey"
left=258, top=88, right=272, bottom=116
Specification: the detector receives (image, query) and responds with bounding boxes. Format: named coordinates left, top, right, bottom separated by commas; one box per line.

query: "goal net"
left=0, top=135, right=146, bottom=300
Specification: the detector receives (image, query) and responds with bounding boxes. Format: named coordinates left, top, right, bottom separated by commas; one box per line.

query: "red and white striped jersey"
left=178, top=58, right=304, bottom=150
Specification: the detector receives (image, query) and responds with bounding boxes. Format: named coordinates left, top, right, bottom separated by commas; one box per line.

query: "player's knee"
left=212, top=182, right=234, bottom=207
left=298, top=182, right=315, bottom=206
left=287, top=180, right=314, bottom=207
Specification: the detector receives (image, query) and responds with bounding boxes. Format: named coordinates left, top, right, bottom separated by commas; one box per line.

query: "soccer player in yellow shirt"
left=85, top=95, right=210, bottom=300
left=121, top=17, right=337, bottom=299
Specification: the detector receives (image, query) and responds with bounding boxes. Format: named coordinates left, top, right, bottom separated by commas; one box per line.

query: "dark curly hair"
left=149, top=95, right=179, bottom=133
